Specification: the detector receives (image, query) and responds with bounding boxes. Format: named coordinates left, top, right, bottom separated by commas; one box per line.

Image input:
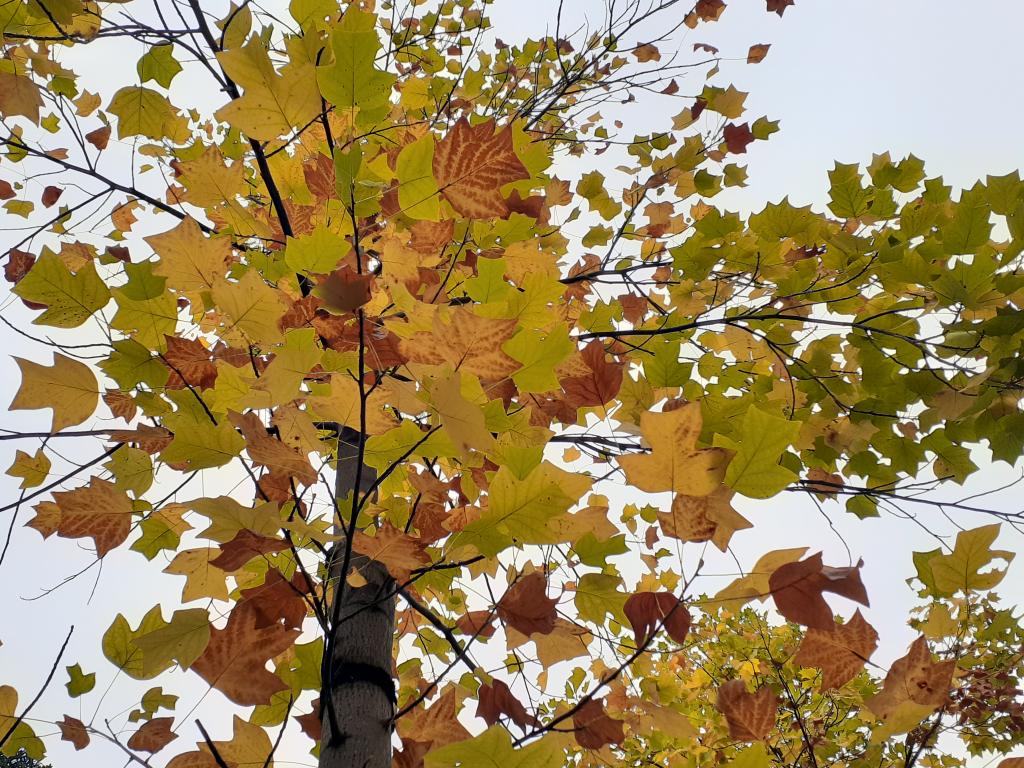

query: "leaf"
left=504, top=325, right=575, bottom=394
left=211, top=271, right=286, bottom=346
left=131, top=608, right=211, bottom=675
left=618, top=403, right=728, bottom=495
left=58, top=715, right=90, bottom=750
left=0, top=685, right=44, bottom=760
left=228, top=410, right=317, bottom=486
left=477, top=679, right=539, bottom=728
left=0, top=72, right=43, bottom=122
left=11, top=253, right=110, bottom=327
left=6, top=449, right=50, bottom=489
left=164, top=548, right=230, bottom=603
left=108, top=86, right=188, bottom=141
left=137, top=44, right=182, bottom=88
left=191, top=601, right=300, bottom=705
left=210, top=529, right=290, bottom=571
left=794, top=610, right=878, bottom=689
left=160, top=390, right=245, bottom=471
left=52, top=477, right=133, bottom=557
left=426, top=726, right=568, bottom=768
left=768, top=553, right=869, bottom=629
left=313, top=266, right=374, bottom=313
left=163, top=336, right=218, bottom=390
left=102, top=607, right=172, bottom=679
left=127, top=717, right=177, bottom=753
left=623, top=592, right=691, bottom=646
left=316, top=8, right=396, bottom=127
left=915, top=523, right=1013, bottom=597
left=715, top=547, right=808, bottom=610
left=723, top=122, right=754, bottom=154
left=351, top=523, right=430, bottom=581
left=397, top=132, right=441, bottom=220
left=432, top=118, right=531, bottom=219
left=658, top=485, right=751, bottom=551
left=426, top=371, right=495, bottom=455
left=866, top=636, right=955, bottom=737
left=41, top=185, right=63, bottom=207
left=572, top=699, right=625, bottom=749
left=65, top=664, right=96, bottom=697
left=215, top=36, right=319, bottom=141
left=397, top=687, right=470, bottom=750
left=147, top=218, right=231, bottom=298
left=766, top=0, right=795, bottom=15
left=559, top=340, right=624, bottom=408
left=497, top=572, right=558, bottom=636
left=747, top=44, right=771, bottom=63
left=400, top=308, right=520, bottom=380
left=715, top=679, right=779, bottom=742
left=717, top=407, right=801, bottom=498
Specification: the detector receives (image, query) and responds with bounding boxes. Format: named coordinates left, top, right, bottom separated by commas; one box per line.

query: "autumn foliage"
left=2, top=1, right=1024, bottom=768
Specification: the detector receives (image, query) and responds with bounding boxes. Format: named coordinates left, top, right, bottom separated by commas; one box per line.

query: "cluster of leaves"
left=2, top=0, right=1024, bottom=767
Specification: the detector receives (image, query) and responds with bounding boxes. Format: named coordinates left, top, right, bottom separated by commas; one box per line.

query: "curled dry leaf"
left=768, top=552, right=869, bottom=629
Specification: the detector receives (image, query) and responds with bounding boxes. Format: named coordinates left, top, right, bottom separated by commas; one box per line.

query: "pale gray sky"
left=2, top=1, right=1023, bottom=766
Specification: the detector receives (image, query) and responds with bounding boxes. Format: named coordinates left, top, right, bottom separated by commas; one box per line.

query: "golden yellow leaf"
left=11, top=353, right=98, bottom=432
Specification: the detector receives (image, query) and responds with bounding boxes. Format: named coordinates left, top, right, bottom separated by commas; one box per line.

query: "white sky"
left=2, top=1, right=1024, bottom=766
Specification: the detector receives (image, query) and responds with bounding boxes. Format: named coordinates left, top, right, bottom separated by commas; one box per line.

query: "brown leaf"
left=497, top=572, right=558, bottom=636
left=85, top=124, right=112, bottom=150
left=103, top=389, right=138, bottom=422
left=408, top=219, right=455, bottom=254
left=866, top=636, right=956, bottom=723
left=433, top=118, right=530, bottom=219
left=560, top=340, right=623, bottom=408
left=163, top=335, right=218, bottom=390
left=572, top=698, right=624, bottom=749
left=191, top=600, right=300, bottom=705
left=715, top=679, right=779, bottom=741
left=768, top=553, right=869, bottom=629
left=26, top=501, right=61, bottom=538
left=624, top=592, right=691, bottom=646
left=694, top=0, right=726, bottom=22
left=794, top=610, right=879, bottom=689
left=58, top=715, right=90, bottom=750
left=400, top=308, right=519, bottom=380
left=766, top=0, right=795, bottom=15
left=693, top=42, right=720, bottom=55
left=998, top=760, right=1024, bottom=768
left=210, top=529, right=291, bottom=571
left=396, top=687, right=470, bottom=749
left=351, top=523, right=430, bottom=582
left=296, top=699, right=320, bottom=741
left=313, top=266, right=374, bottom=312
left=747, top=43, right=771, bottom=63
left=454, top=610, right=496, bottom=639
left=477, top=679, right=540, bottom=728
left=0, top=179, right=14, bottom=199
left=303, top=152, right=335, bottom=200
left=633, top=43, right=661, bottom=63
left=239, top=569, right=310, bottom=630
left=52, top=477, right=133, bottom=557
left=110, top=425, right=174, bottom=454
left=723, top=122, right=755, bottom=154
left=41, top=185, right=63, bottom=208
left=659, top=486, right=751, bottom=551
left=127, top=717, right=178, bottom=753
left=228, top=410, right=318, bottom=487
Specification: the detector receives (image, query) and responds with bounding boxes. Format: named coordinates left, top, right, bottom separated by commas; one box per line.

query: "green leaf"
left=132, top=608, right=211, bottom=676
left=396, top=132, right=440, bottom=220
left=137, top=44, right=182, bottom=88
left=102, top=607, right=170, bottom=679
left=12, top=253, right=110, bottom=328
left=425, top=726, right=568, bottom=768
left=917, top=524, right=1014, bottom=597
left=316, top=8, right=396, bottom=127
left=717, top=407, right=801, bottom=498
left=65, top=664, right=96, bottom=697
left=108, top=86, right=189, bottom=141
left=504, top=325, right=574, bottom=393
left=160, top=389, right=245, bottom=470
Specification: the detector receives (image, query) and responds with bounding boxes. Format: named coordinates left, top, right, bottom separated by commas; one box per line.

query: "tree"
left=1, top=1, right=1023, bottom=767
left=0, top=749, right=49, bottom=768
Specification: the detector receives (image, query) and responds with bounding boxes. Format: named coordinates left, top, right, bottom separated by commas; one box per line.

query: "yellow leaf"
left=618, top=403, right=728, bottom=495
left=427, top=371, right=495, bottom=455
left=0, top=72, right=43, bottom=123
left=6, top=449, right=51, bottom=489
left=211, top=270, right=286, bottom=346
left=11, top=354, right=98, bottom=432
left=164, top=548, right=230, bottom=603
left=147, top=217, right=232, bottom=298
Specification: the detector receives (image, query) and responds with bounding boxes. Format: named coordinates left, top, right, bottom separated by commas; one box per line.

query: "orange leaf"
left=85, top=125, right=111, bottom=150
left=624, top=592, right=691, bottom=646
left=396, top=687, right=470, bottom=749
left=747, top=43, right=771, bottom=63
left=58, top=715, right=90, bottom=750
left=794, top=610, right=878, bottom=689
left=163, top=335, right=218, bottom=390
left=191, top=601, right=300, bottom=705
left=866, top=636, right=955, bottom=724
left=658, top=485, right=750, bottom=551
left=127, top=717, right=178, bottom=753
left=400, top=308, right=519, bottom=380
left=52, top=477, right=133, bottom=557
left=572, top=698, right=624, bottom=749
left=433, top=118, right=530, bottom=219
left=768, top=553, right=869, bottom=629
left=228, top=410, right=318, bottom=486
left=715, top=679, right=779, bottom=742
left=351, top=523, right=430, bottom=582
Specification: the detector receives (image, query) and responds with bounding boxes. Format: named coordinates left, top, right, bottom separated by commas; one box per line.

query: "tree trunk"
left=319, top=431, right=395, bottom=768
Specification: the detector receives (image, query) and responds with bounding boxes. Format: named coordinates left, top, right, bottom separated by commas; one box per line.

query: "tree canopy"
left=1, top=1, right=1023, bottom=767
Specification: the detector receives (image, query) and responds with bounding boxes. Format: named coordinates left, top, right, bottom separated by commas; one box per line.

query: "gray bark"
left=319, top=431, right=396, bottom=768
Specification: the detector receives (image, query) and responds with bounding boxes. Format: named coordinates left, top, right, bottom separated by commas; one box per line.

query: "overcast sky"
left=2, top=1, right=1024, bottom=766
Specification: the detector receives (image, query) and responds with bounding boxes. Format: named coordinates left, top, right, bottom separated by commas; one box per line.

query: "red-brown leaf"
left=239, top=569, right=310, bottom=630
left=41, top=185, right=63, bottom=208
left=455, top=610, right=496, bottom=639
left=572, top=698, right=624, bottom=749
left=561, top=340, right=624, bottom=408
left=769, top=553, right=869, bottom=630
left=477, top=679, right=540, bottom=728
left=497, top=572, right=558, bottom=636
left=163, top=335, right=218, bottom=390
left=314, top=266, right=374, bottom=312
left=4, top=249, right=35, bottom=284
left=210, top=529, right=291, bottom=571
left=85, top=125, right=112, bottom=150
left=0, top=179, right=14, bottom=199
left=766, top=0, right=795, bottom=15
left=58, top=715, right=90, bottom=750
left=624, top=592, right=691, bottom=646
left=723, top=122, right=755, bottom=154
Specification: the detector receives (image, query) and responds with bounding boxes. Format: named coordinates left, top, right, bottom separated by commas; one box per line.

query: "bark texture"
left=319, top=431, right=396, bottom=768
